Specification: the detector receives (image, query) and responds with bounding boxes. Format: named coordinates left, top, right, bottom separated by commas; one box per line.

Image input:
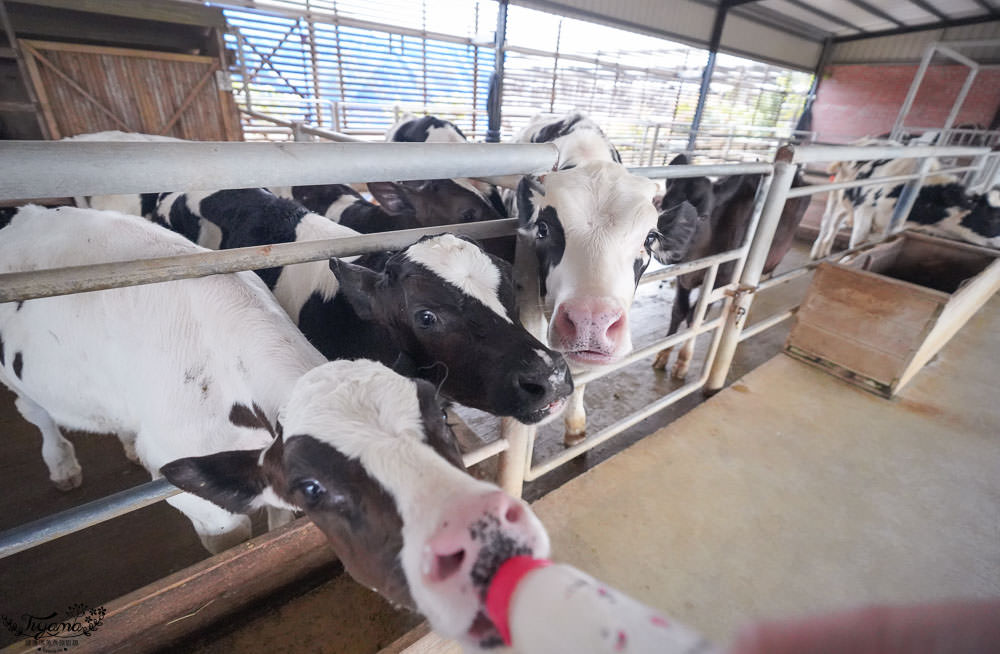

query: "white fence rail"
left=0, top=140, right=997, bottom=561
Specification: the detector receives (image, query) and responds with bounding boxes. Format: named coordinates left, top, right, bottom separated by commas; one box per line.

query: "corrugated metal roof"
left=511, top=0, right=1000, bottom=69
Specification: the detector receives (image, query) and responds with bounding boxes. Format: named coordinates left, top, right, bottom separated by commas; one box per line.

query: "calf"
left=163, top=359, right=550, bottom=650
left=811, top=151, right=998, bottom=256
left=2, top=207, right=549, bottom=649
left=151, top=188, right=572, bottom=424
left=652, top=154, right=810, bottom=377
left=511, top=112, right=659, bottom=444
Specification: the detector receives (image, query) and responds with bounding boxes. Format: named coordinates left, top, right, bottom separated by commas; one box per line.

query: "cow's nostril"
left=435, top=550, right=465, bottom=582
left=517, top=377, right=547, bottom=399
left=504, top=503, right=523, bottom=524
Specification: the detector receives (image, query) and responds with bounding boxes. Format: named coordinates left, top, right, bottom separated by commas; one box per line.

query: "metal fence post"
left=886, top=155, right=934, bottom=235
left=704, top=146, right=798, bottom=393
left=498, top=231, right=544, bottom=497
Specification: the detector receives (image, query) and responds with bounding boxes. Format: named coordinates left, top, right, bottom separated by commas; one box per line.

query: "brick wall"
left=812, top=63, right=1000, bottom=143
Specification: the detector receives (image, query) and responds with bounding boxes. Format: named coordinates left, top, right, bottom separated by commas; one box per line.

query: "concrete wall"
left=812, top=63, right=1000, bottom=143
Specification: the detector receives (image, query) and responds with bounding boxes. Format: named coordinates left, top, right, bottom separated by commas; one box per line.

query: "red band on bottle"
left=485, top=556, right=553, bottom=646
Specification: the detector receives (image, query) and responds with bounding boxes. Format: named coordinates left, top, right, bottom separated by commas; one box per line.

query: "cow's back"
left=0, top=206, right=324, bottom=450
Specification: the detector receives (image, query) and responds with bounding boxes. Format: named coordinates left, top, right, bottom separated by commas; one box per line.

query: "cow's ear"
left=368, top=182, right=415, bottom=216
left=654, top=201, right=702, bottom=264
left=329, top=258, right=380, bottom=321
left=160, top=449, right=268, bottom=514
left=516, top=175, right=544, bottom=227
left=669, top=153, right=689, bottom=166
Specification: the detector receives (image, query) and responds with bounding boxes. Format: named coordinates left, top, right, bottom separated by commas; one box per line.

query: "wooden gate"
left=19, top=39, right=242, bottom=140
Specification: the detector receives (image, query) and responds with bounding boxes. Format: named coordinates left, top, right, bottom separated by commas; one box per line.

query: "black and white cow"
left=812, top=150, right=1000, bottom=257
left=511, top=112, right=660, bottom=444
left=150, top=188, right=572, bottom=424
left=651, top=154, right=811, bottom=377
left=1, top=206, right=549, bottom=650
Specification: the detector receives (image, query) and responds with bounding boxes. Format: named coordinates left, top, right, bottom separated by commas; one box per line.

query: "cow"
left=811, top=150, right=999, bottom=257
left=1, top=207, right=549, bottom=650
left=149, top=188, right=573, bottom=424
left=510, top=112, right=660, bottom=445
left=652, top=154, right=811, bottom=377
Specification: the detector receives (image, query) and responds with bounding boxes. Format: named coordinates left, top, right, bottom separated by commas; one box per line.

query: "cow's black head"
left=330, top=234, right=572, bottom=422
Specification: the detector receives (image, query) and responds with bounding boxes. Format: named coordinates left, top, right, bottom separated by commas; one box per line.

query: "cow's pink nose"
left=424, top=491, right=528, bottom=584
left=553, top=297, right=626, bottom=355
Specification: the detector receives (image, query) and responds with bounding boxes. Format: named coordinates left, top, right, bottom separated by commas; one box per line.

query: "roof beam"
left=783, top=0, right=866, bottom=34
left=971, top=0, right=999, bottom=17
left=834, top=13, right=1000, bottom=42
left=905, top=0, right=946, bottom=21
left=726, top=3, right=833, bottom=41
left=843, top=0, right=905, bottom=27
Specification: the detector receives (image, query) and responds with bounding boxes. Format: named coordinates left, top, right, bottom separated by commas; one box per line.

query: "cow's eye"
left=460, top=209, right=478, bottom=222
left=536, top=220, right=549, bottom=239
left=415, top=309, right=438, bottom=327
left=297, top=479, right=326, bottom=507
left=645, top=230, right=659, bottom=250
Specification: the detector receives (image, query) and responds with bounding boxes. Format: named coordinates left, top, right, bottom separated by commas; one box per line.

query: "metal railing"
left=1, top=139, right=996, bottom=560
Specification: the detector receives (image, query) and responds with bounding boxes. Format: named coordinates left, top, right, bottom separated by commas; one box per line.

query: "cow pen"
left=1, top=139, right=998, bottom=650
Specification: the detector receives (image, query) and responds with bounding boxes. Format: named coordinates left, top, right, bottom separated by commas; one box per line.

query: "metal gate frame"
left=0, top=139, right=995, bottom=561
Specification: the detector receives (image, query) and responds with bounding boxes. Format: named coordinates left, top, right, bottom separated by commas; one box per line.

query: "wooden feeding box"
left=785, top=231, right=1000, bottom=397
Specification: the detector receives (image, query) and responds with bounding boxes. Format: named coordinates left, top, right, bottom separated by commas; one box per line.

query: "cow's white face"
left=517, top=161, right=660, bottom=368
left=161, top=361, right=550, bottom=650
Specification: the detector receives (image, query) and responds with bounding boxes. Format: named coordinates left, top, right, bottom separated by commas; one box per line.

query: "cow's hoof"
left=671, top=362, right=690, bottom=380
left=652, top=349, right=671, bottom=370
left=564, top=431, right=586, bottom=447
left=53, top=470, right=83, bottom=491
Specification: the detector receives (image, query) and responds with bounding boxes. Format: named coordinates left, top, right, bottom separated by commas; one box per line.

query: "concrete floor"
left=532, top=294, right=1000, bottom=648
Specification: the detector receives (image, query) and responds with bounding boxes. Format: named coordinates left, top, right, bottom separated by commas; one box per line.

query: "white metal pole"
left=887, top=155, right=935, bottom=235
left=0, top=141, right=558, bottom=201
left=704, top=147, right=798, bottom=393
left=498, top=231, right=547, bottom=497
left=942, top=66, right=979, bottom=133
left=891, top=43, right=936, bottom=141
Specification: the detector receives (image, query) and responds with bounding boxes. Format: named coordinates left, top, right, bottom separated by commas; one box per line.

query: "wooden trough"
left=785, top=231, right=1000, bottom=398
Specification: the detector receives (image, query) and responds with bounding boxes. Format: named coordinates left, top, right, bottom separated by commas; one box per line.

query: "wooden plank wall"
left=20, top=39, right=242, bottom=141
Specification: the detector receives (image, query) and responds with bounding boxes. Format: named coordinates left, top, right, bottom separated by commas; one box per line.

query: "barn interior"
left=1, top=1, right=999, bottom=653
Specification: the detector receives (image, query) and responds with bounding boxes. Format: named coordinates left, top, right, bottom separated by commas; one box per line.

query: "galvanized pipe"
left=941, top=66, right=979, bottom=133
left=784, top=163, right=984, bottom=198
left=737, top=309, right=796, bottom=342
left=572, top=316, right=725, bottom=386
left=526, top=377, right=708, bottom=481
left=638, top=248, right=743, bottom=285
left=704, top=148, right=799, bottom=393
left=243, top=108, right=367, bottom=142
left=0, top=141, right=559, bottom=201
left=791, top=144, right=989, bottom=164
left=462, top=438, right=509, bottom=468
left=0, top=479, right=181, bottom=560
left=628, top=162, right=773, bottom=179
left=891, top=43, right=935, bottom=141
left=0, top=219, right=517, bottom=303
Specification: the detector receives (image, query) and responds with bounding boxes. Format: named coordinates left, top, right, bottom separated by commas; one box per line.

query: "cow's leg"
left=118, top=431, right=142, bottom=465
left=166, top=492, right=252, bottom=554
left=653, top=286, right=691, bottom=370
left=672, top=295, right=699, bottom=379
left=850, top=204, right=873, bottom=249
left=563, top=384, right=587, bottom=446
left=812, top=192, right=846, bottom=259
left=15, top=395, right=82, bottom=490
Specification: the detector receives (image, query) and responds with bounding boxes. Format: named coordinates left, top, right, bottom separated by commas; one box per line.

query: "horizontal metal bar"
left=0, top=219, right=517, bottom=303
left=462, top=438, right=509, bottom=468
left=573, top=316, right=724, bottom=386
left=756, top=236, right=894, bottom=293
left=526, top=377, right=706, bottom=481
left=791, top=144, right=990, bottom=164
left=0, top=141, right=559, bottom=201
left=785, top=164, right=989, bottom=198
left=242, top=108, right=367, bottom=142
left=0, top=479, right=181, bottom=560
left=737, top=309, right=796, bottom=342
left=628, top=162, right=773, bottom=179
left=639, top=248, right=744, bottom=285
